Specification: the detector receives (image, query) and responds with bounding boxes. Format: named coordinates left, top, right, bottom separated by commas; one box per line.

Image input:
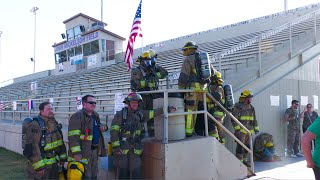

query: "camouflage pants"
left=139, top=94, right=154, bottom=137
left=287, top=127, right=300, bottom=155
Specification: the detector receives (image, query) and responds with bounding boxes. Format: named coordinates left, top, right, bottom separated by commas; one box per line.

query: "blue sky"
left=0, top=0, right=320, bottom=82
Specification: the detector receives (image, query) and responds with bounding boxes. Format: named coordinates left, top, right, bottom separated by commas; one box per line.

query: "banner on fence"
left=114, top=93, right=125, bottom=114
left=76, top=97, right=83, bottom=110
left=28, top=99, right=34, bottom=110
left=13, top=101, right=17, bottom=111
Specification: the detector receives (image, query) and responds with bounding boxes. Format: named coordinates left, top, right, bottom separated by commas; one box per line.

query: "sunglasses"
left=86, top=101, right=97, bottom=105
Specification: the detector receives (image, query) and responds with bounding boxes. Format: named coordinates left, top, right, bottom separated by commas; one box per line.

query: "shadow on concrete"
left=254, top=156, right=305, bottom=172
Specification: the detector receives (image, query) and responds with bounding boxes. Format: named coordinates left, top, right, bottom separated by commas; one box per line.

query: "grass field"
left=0, top=148, right=27, bottom=179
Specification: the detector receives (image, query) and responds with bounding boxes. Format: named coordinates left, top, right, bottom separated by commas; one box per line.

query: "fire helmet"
left=182, top=41, right=198, bottom=56
left=67, top=162, right=84, bottom=180
left=123, top=92, right=143, bottom=104
left=240, top=90, right=253, bottom=98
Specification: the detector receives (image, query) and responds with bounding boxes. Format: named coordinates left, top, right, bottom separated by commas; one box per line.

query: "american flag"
left=124, top=0, right=143, bottom=71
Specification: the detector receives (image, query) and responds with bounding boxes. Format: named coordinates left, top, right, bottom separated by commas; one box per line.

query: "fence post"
left=162, top=90, right=169, bottom=144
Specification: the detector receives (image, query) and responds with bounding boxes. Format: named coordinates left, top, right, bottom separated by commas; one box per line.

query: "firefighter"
left=130, top=49, right=168, bottom=137
left=231, top=90, right=259, bottom=167
left=110, top=92, right=176, bottom=179
left=25, top=102, right=67, bottom=180
left=178, top=41, right=208, bottom=137
left=208, top=70, right=226, bottom=144
left=68, top=94, right=107, bottom=179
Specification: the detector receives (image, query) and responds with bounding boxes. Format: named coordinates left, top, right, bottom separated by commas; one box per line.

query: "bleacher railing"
left=0, top=89, right=254, bottom=172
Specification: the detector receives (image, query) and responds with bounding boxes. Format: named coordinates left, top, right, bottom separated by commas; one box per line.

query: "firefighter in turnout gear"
left=68, top=95, right=107, bottom=179
left=178, top=41, right=208, bottom=137
left=208, top=70, right=226, bottom=144
left=130, top=50, right=168, bottom=137
left=231, top=90, right=259, bottom=167
left=25, top=102, right=67, bottom=180
left=111, top=92, right=176, bottom=179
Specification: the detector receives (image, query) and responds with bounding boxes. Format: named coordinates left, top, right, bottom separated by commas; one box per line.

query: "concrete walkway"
left=248, top=156, right=315, bottom=180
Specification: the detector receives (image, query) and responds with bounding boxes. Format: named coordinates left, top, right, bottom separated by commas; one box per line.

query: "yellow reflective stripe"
left=122, top=150, right=129, bottom=154
left=135, top=130, right=141, bottom=135
left=140, top=80, right=146, bottom=88
left=186, top=109, right=193, bottom=134
left=134, top=149, right=143, bottom=155
left=193, top=83, right=201, bottom=90
left=67, top=157, right=89, bottom=165
left=254, top=126, right=259, bottom=131
left=148, top=82, right=155, bottom=88
left=149, top=110, right=155, bottom=119
left=68, top=130, right=81, bottom=136
left=209, top=133, right=219, bottom=138
left=60, top=153, right=67, bottom=160
left=111, top=125, right=120, bottom=131
left=71, top=146, right=81, bottom=153
left=46, top=157, right=58, bottom=165
left=234, top=125, right=240, bottom=131
left=220, top=138, right=226, bottom=144
left=32, top=159, right=46, bottom=170
left=123, top=131, right=130, bottom=135
left=239, top=116, right=254, bottom=121
left=156, top=72, right=161, bottom=78
left=240, top=129, right=247, bottom=134
left=80, top=135, right=93, bottom=140
left=208, top=104, right=214, bottom=108
left=112, top=141, right=120, bottom=147
left=44, top=140, right=63, bottom=151
left=192, top=68, right=197, bottom=74
left=213, top=111, right=224, bottom=117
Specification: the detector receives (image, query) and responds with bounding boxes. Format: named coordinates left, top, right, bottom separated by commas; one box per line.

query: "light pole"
left=0, top=31, right=2, bottom=66
left=31, top=7, right=39, bottom=74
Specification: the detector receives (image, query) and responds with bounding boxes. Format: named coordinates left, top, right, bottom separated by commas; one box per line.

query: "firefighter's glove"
left=113, top=148, right=123, bottom=156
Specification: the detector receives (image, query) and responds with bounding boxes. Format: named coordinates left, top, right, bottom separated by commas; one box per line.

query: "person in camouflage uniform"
left=178, top=41, right=208, bottom=137
left=231, top=90, right=259, bottom=167
left=68, top=94, right=107, bottom=179
left=130, top=49, right=168, bottom=137
left=110, top=92, right=175, bottom=179
left=207, top=70, right=226, bottom=144
left=284, top=100, right=304, bottom=158
left=25, top=102, right=67, bottom=180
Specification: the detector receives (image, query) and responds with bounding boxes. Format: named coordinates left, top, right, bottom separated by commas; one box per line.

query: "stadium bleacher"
left=1, top=4, right=320, bottom=126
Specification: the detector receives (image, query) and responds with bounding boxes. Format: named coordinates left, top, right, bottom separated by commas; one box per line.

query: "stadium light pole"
left=0, top=31, right=2, bottom=66
left=101, top=0, right=103, bottom=22
left=284, top=0, right=288, bottom=11
left=31, top=7, right=39, bottom=74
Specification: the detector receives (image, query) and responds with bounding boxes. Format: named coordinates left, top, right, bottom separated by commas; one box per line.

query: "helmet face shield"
left=142, top=60, right=152, bottom=67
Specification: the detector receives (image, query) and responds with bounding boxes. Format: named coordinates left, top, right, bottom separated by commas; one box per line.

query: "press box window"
left=55, top=51, right=67, bottom=64
left=83, top=40, right=99, bottom=56
left=67, top=29, right=74, bottom=41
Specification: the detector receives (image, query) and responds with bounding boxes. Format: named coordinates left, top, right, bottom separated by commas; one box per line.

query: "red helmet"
left=123, top=92, right=143, bottom=104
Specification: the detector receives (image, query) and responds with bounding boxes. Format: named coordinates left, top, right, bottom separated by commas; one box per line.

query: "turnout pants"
left=139, top=94, right=155, bottom=137
left=235, top=131, right=250, bottom=164
left=114, top=149, right=142, bottom=179
left=84, top=148, right=99, bottom=179
left=185, top=92, right=203, bottom=136
left=26, top=161, right=59, bottom=180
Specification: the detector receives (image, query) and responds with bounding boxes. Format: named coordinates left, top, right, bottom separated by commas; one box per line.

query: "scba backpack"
left=22, top=116, right=46, bottom=157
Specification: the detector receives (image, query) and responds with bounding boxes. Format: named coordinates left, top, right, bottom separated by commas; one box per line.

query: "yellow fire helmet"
left=137, top=51, right=151, bottom=62
left=67, top=162, right=85, bottom=180
left=182, top=41, right=198, bottom=56
left=148, top=49, right=158, bottom=59
left=212, top=71, right=224, bottom=84
left=240, top=90, right=253, bottom=98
